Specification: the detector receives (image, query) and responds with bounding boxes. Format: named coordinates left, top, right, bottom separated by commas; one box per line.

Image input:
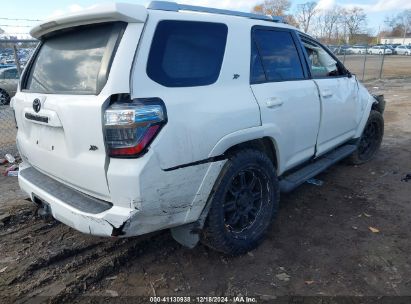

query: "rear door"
left=250, top=27, right=321, bottom=172
left=13, top=22, right=127, bottom=200
left=299, top=36, right=359, bottom=156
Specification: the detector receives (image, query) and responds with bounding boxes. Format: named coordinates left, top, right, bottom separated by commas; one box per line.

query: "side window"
left=250, top=41, right=266, bottom=83
left=252, top=29, right=305, bottom=82
left=302, top=39, right=341, bottom=78
left=147, top=21, right=228, bottom=87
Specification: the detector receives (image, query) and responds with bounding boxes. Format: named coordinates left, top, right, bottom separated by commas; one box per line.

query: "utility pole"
left=12, top=45, right=22, bottom=77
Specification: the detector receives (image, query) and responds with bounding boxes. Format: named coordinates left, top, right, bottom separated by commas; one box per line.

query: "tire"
left=348, top=110, right=384, bottom=165
left=201, top=149, right=279, bottom=255
left=0, top=89, right=10, bottom=106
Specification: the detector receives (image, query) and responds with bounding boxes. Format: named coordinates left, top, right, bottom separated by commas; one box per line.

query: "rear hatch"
left=13, top=17, right=143, bottom=200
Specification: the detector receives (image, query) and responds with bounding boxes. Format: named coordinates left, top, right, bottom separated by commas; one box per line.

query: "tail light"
left=104, top=98, right=167, bottom=158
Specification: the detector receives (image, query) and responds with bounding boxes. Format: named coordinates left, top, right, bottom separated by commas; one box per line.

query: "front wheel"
left=201, top=149, right=279, bottom=255
left=348, top=110, right=384, bottom=165
left=0, top=89, right=10, bottom=105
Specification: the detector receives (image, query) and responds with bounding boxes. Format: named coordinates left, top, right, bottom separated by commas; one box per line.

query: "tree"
left=295, top=1, right=318, bottom=33
left=386, top=10, right=411, bottom=42
left=342, top=7, right=367, bottom=43
left=320, top=7, right=344, bottom=43
left=252, top=0, right=298, bottom=26
left=252, top=0, right=291, bottom=16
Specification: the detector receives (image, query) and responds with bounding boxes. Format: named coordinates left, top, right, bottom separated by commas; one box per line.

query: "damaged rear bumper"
left=18, top=164, right=136, bottom=237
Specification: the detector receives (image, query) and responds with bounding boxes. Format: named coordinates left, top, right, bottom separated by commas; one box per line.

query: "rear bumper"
left=18, top=155, right=226, bottom=237
left=18, top=163, right=136, bottom=237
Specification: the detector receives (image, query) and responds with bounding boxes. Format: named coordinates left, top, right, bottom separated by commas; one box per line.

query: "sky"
left=1, top=0, right=411, bottom=38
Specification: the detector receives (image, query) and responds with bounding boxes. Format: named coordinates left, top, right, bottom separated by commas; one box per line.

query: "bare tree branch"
left=342, top=7, right=367, bottom=43
left=252, top=0, right=291, bottom=16
left=252, top=0, right=298, bottom=26
left=295, top=1, right=318, bottom=33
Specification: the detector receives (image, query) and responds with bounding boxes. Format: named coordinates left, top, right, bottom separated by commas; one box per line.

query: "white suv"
left=368, top=45, right=393, bottom=55
left=12, top=1, right=385, bottom=255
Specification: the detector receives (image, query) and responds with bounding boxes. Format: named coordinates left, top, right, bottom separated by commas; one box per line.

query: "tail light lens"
left=104, top=98, right=167, bottom=158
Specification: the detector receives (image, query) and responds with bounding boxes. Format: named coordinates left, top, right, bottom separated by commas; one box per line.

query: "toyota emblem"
left=33, top=99, right=41, bottom=113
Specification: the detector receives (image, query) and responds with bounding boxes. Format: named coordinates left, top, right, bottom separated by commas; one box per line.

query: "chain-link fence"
left=1, top=39, right=38, bottom=156
left=329, top=44, right=411, bottom=81
left=0, top=106, right=17, bottom=156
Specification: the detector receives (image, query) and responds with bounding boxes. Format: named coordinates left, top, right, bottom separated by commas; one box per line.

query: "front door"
left=299, top=36, right=360, bottom=156
left=250, top=27, right=321, bottom=172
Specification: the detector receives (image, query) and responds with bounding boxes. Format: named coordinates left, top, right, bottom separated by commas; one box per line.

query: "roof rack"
left=148, top=1, right=284, bottom=23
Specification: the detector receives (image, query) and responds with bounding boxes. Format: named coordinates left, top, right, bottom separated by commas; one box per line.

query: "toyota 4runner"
left=11, top=1, right=385, bottom=255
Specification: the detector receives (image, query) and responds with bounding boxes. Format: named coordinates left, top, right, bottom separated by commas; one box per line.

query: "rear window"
left=147, top=21, right=228, bottom=87
left=24, top=22, right=125, bottom=95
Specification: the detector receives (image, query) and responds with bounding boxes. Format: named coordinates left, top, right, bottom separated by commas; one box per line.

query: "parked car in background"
left=395, top=45, right=411, bottom=55
left=368, top=46, right=393, bottom=55
left=334, top=45, right=352, bottom=55
left=0, top=64, right=15, bottom=69
left=348, top=45, right=368, bottom=54
left=0, top=66, right=19, bottom=105
left=386, top=45, right=396, bottom=54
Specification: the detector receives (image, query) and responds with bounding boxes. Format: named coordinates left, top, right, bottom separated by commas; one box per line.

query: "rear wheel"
left=0, top=89, right=10, bottom=105
left=348, top=110, right=384, bottom=165
left=201, top=149, right=279, bottom=255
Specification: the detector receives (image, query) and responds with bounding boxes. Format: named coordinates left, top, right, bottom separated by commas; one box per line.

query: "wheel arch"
left=208, top=125, right=283, bottom=174
left=224, top=137, right=278, bottom=171
left=354, top=94, right=380, bottom=138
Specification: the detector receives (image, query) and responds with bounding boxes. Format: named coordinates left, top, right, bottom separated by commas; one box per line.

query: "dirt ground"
left=0, top=78, right=410, bottom=303
left=337, top=55, right=411, bottom=81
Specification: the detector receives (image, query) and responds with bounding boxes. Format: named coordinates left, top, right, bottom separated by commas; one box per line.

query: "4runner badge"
left=33, top=99, right=41, bottom=113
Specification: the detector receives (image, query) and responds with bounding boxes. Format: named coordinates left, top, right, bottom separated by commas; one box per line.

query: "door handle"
left=266, top=97, right=283, bottom=109
left=321, top=90, right=333, bottom=98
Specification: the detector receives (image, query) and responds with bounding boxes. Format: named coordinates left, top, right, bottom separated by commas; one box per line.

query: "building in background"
left=380, top=36, right=411, bottom=45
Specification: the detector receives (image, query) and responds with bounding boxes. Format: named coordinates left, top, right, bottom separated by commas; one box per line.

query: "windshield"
left=24, top=22, right=125, bottom=95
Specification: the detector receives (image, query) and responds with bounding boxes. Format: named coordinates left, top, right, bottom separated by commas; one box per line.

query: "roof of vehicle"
left=148, top=1, right=284, bottom=23
left=30, top=1, right=296, bottom=39
left=0, top=66, right=17, bottom=73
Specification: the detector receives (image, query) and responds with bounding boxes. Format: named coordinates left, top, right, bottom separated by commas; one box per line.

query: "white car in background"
left=395, top=45, right=411, bottom=55
left=368, top=46, right=393, bottom=55
left=348, top=45, right=368, bottom=54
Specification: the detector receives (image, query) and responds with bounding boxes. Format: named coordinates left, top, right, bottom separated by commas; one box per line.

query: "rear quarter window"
left=147, top=20, right=228, bottom=87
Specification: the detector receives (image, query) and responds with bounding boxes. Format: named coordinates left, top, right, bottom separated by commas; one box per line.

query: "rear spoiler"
left=30, top=3, right=147, bottom=39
